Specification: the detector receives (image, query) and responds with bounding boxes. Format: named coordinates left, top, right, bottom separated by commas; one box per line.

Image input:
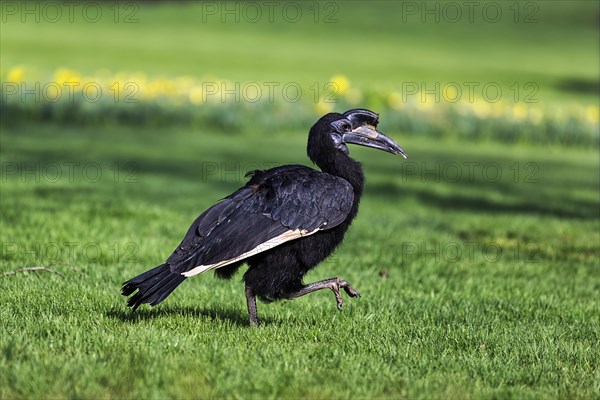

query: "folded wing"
left=166, top=165, right=354, bottom=277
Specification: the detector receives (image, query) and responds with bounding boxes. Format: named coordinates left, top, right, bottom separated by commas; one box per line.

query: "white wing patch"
left=181, top=228, right=319, bottom=277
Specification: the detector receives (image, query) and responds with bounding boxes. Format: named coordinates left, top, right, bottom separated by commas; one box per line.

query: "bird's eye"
left=341, top=123, right=351, bottom=132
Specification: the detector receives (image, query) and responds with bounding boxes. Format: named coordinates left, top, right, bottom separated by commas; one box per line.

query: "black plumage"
left=122, top=109, right=407, bottom=325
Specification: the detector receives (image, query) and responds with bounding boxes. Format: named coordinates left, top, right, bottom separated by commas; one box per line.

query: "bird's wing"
left=166, top=165, right=354, bottom=277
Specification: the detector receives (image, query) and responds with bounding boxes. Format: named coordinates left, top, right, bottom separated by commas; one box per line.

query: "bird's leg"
left=285, top=277, right=360, bottom=310
left=245, top=285, right=259, bottom=326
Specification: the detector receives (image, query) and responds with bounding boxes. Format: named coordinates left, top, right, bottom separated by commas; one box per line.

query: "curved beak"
left=342, top=125, right=408, bottom=158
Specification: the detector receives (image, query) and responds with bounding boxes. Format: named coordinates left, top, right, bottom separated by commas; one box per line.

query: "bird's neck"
left=318, top=152, right=365, bottom=203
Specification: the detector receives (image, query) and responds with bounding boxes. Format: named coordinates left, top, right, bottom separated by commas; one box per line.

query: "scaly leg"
left=245, top=285, right=259, bottom=326
left=284, top=277, right=361, bottom=310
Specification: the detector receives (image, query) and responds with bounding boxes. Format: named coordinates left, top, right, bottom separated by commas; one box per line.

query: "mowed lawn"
left=1, top=0, right=599, bottom=398
left=0, top=122, right=598, bottom=399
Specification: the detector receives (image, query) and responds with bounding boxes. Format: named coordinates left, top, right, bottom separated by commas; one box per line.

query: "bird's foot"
left=285, top=277, right=360, bottom=311
left=330, top=278, right=361, bottom=311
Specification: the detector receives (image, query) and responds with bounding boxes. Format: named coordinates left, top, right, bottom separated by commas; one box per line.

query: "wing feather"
left=167, top=165, right=354, bottom=275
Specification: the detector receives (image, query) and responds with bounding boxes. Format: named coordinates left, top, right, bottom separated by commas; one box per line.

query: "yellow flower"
left=54, top=68, right=81, bottom=85
left=6, top=66, right=25, bottom=83
left=442, top=85, right=459, bottom=103
left=330, top=74, right=350, bottom=96
left=512, top=103, right=528, bottom=120
left=387, top=92, right=403, bottom=110
left=416, top=94, right=435, bottom=110
left=586, top=106, right=599, bottom=124
left=144, top=77, right=176, bottom=99
left=189, top=86, right=204, bottom=105
left=122, top=73, right=147, bottom=99
left=471, top=100, right=491, bottom=118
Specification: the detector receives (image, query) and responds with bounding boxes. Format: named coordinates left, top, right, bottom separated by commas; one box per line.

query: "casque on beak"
left=342, top=125, right=408, bottom=158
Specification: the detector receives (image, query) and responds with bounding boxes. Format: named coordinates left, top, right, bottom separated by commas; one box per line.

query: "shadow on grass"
left=6, top=128, right=598, bottom=220
left=106, top=305, right=255, bottom=327
left=555, top=78, right=600, bottom=95
left=367, top=182, right=600, bottom=220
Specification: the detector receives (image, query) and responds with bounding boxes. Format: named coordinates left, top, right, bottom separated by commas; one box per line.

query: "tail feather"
left=152, top=274, right=187, bottom=305
left=122, top=263, right=186, bottom=310
left=142, top=272, right=184, bottom=306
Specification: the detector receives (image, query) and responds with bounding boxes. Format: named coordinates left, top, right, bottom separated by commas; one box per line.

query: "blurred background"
left=1, top=1, right=599, bottom=398
left=2, top=1, right=598, bottom=142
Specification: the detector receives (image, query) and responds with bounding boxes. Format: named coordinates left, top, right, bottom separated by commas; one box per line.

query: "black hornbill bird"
left=122, top=109, right=407, bottom=325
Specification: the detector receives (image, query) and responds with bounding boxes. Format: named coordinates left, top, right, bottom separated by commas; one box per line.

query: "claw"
left=331, top=282, right=344, bottom=310
left=342, top=285, right=360, bottom=298
left=330, top=278, right=360, bottom=311
left=339, top=279, right=361, bottom=299
left=283, top=277, right=360, bottom=314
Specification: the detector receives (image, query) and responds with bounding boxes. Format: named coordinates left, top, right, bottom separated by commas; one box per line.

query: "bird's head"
left=307, top=109, right=407, bottom=164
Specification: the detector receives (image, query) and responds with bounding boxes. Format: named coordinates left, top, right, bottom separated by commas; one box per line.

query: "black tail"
left=121, top=263, right=186, bottom=310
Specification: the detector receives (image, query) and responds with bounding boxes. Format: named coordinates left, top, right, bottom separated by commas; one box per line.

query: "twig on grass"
left=2, top=266, right=66, bottom=278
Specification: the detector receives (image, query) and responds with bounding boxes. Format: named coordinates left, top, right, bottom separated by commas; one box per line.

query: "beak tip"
left=395, top=148, right=408, bottom=159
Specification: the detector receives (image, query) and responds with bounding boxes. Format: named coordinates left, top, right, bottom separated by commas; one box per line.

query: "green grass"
left=1, top=1, right=599, bottom=398
left=1, top=123, right=598, bottom=399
